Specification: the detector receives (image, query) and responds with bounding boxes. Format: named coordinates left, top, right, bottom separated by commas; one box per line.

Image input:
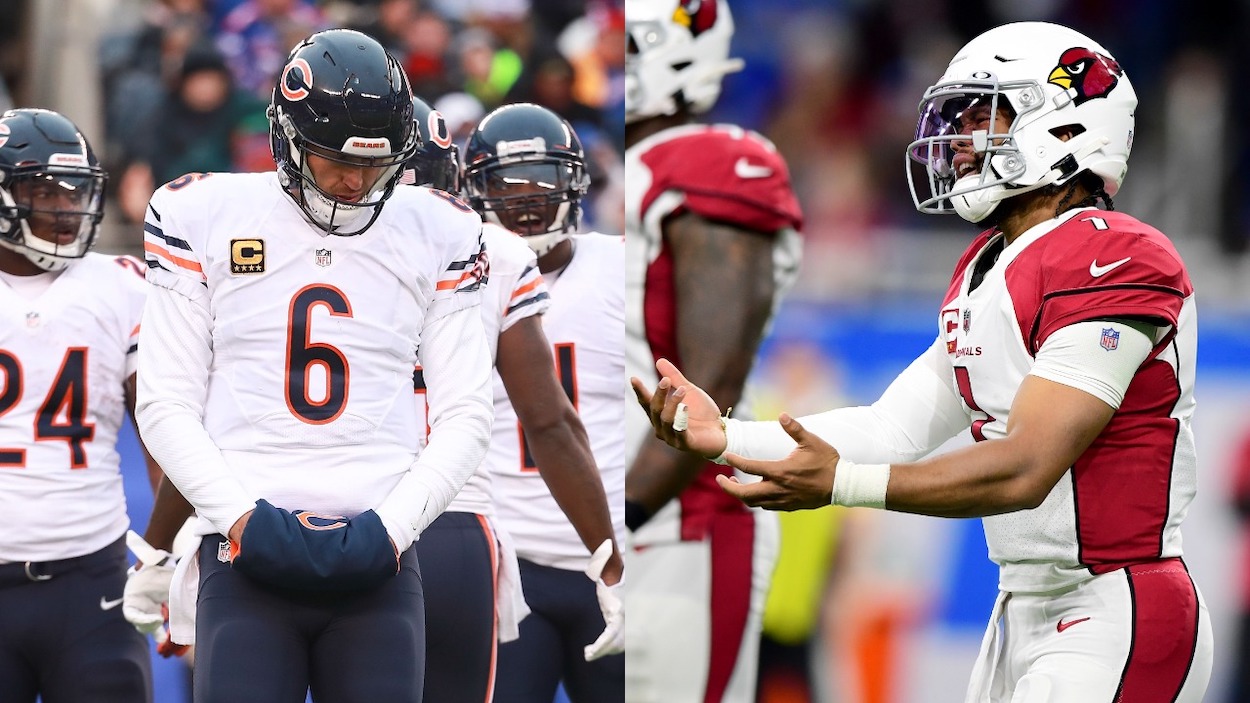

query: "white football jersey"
left=142, top=172, right=486, bottom=518
left=489, top=233, right=626, bottom=571
left=940, top=209, right=1196, bottom=592
left=625, top=124, right=803, bottom=545
left=420, top=222, right=550, bottom=516
left=0, top=253, right=147, bottom=562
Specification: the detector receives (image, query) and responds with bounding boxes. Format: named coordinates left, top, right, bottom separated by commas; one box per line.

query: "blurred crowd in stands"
left=4, top=0, right=1247, bottom=302
left=702, top=0, right=1250, bottom=304
left=0, top=0, right=625, bottom=238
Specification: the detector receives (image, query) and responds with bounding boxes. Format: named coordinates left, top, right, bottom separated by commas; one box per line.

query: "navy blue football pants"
left=0, top=536, right=152, bottom=703
left=495, top=558, right=624, bottom=703
left=193, top=534, right=424, bottom=703
left=417, top=511, right=498, bottom=703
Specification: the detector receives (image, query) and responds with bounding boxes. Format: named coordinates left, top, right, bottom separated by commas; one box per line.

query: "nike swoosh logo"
left=100, top=596, right=125, bottom=611
left=1089, top=257, right=1131, bottom=277
left=734, top=157, right=773, bottom=179
left=1056, top=616, right=1090, bottom=633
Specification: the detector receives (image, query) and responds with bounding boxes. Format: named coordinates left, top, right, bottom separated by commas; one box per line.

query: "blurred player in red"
left=623, top=1, right=803, bottom=701
left=636, top=21, right=1212, bottom=703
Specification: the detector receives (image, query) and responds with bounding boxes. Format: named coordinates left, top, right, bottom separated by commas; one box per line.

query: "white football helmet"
left=907, top=22, right=1137, bottom=223
left=625, top=0, right=744, bottom=124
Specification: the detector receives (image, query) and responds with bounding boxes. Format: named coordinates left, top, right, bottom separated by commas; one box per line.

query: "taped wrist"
left=831, top=458, right=891, bottom=508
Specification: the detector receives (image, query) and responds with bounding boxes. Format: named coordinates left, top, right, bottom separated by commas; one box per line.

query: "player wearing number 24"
left=134, top=29, right=492, bottom=703
left=0, top=108, right=157, bottom=702
left=634, top=21, right=1212, bottom=703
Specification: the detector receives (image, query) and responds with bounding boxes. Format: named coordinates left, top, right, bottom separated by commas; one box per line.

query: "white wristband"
left=831, top=458, right=891, bottom=508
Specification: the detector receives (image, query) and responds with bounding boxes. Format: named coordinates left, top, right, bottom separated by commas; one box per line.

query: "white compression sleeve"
left=724, top=337, right=971, bottom=464
left=135, top=286, right=256, bottom=536
left=1028, top=319, right=1155, bottom=409
left=376, top=305, right=494, bottom=551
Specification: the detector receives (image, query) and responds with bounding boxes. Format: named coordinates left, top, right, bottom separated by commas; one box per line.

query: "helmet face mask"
left=466, top=159, right=584, bottom=239
left=906, top=22, right=1136, bottom=223
left=625, top=0, right=744, bottom=124
left=269, top=29, right=418, bottom=236
left=0, top=109, right=106, bottom=271
left=463, top=103, right=589, bottom=256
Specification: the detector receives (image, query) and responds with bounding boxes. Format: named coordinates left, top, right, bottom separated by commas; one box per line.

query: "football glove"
left=123, top=530, right=175, bottom=637
left=154, top=604, right=191, bottom=658
left=583, top=539, right=624, bottom=661
left=230, top=500, right=400, bottom=591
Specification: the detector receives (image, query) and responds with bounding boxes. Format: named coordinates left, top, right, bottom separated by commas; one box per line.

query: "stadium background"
left=5, top=0, right=1250, bottom=701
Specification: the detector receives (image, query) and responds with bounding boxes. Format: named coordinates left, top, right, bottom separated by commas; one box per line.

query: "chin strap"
left=953, top=136, right=1112, bottom=223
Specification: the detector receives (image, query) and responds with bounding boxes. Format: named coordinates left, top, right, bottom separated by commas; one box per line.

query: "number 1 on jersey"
left=954, top=366, right=995, bottom=442
left=520, top=343, right=577, bottom=472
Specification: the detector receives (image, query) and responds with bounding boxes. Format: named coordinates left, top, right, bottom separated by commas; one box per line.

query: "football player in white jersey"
left=460, top=102, right=626, bottom=703
left=635, top=22, right=1212, bottom=703
left=133, top=30, right=493, bottom=703
left=404, top=99, right=624, bottom=703
left=623, top=1, right=804, bottom=701
left=0, top=109, right=154, bottom=702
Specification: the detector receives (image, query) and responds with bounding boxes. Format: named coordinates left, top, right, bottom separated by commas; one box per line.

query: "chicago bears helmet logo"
left=425, top=109, right=453, bottom=149
left=1048, top=48, right=1123, bottom=106
left=672, top=0, right=718, bottom=37
left=280, top=57, right=313, bottom=102
left=296, top=511, right=349, bottom=531
left=0, top=123, right=9, bottom=149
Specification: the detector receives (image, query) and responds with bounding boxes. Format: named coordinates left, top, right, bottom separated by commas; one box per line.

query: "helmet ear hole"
left=1049, top=124, right=1086, bottom=140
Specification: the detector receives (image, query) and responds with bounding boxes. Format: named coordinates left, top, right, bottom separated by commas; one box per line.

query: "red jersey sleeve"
left=638, top=125, right=803, bottom=234
left=1011, top=211, right=1192, bottom=353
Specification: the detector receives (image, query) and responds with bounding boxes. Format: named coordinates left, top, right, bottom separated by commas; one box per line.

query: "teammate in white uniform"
left=459, top=102, right=626, bottom=703
left=624, top=2, right=804, bottom=702
left=134, top=31, right=493, bottom=703
left=406, top=99, right=623, bottom=703
left=635, top=22, right=1212, bottom=703
left=0, top=108, right=154, bottom=702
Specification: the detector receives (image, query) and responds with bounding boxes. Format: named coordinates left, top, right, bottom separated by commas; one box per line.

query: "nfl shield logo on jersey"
left=1100, top=327, right=1120, bottom=351
left=962, top=309, right=972, bottom=333
left=217, top=540, right=233, bottom=563
left=315, top=249, right=332, bottom=267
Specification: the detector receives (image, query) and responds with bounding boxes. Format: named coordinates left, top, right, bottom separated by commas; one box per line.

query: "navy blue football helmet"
left=462, top=103, right=589, bottom=255
left=403, top=97, right=460, bottom=193
left=269, top=29, right=419, bottom=235
left=0, top=109, right=106, bottom=271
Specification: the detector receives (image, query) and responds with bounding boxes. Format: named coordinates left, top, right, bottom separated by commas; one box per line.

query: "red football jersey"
left=624, top=124, right=803, bottom=545
left=940, top=209, right=1196, bottom=592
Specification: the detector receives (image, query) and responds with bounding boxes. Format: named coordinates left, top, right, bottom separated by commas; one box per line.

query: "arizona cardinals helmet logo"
left=672, top=0, right=718, bottom=37
left=1048, top=48, right=1123, bottom=106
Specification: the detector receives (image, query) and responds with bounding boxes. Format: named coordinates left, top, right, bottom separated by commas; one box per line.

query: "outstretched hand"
left=629, top=359, right=727, bottom=459
left=716, top=414, right=841, bottom=511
